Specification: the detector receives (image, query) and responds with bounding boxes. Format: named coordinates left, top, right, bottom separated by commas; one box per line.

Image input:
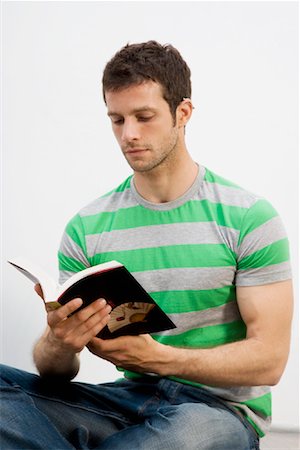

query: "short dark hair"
left=102, top=41, right=192, bottom=120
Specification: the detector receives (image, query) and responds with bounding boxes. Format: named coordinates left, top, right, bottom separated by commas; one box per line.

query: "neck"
left=133, top=150, right=199, bottom=203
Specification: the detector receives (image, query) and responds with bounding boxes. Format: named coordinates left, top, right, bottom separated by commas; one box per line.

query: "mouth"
left=124, top=148, right=149, bottom=155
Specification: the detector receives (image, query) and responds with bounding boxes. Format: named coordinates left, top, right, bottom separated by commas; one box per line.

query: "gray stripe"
left=130, top=166, right=205, bottom=211
left=85, top=222, right=240, bottom=257
left=228, top=403, right=271, bottom=434
left=155, top=301, right=241, bottom=337
left=218, top=225, right=239, bottom=255
left=79, top=170, right=258, bottom=218
left=59, top=270, right=77, bottom=285
left=59, top=233, right=90, bottom=285
left=59, top=233, right=90, bottom=266
left=79, top=189, right=135, bottom=217
left=201, top=181, right=258, bottom=209
left=236, top=261, right=292, bottom=286
left=205, top=384, right=270, bottom=404
left=238, top=216, right=287, bottom=261
left=133, top=267, right=235, bottom=292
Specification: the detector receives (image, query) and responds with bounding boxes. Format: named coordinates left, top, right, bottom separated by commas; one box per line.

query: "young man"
left=1, top=41, right=293, bottom=449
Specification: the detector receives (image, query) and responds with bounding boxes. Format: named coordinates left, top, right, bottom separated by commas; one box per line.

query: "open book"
left=8, top=257, right=176, bottom=339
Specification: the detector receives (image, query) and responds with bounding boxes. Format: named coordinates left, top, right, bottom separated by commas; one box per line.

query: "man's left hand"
left=86, top=334, right=170, bottom=375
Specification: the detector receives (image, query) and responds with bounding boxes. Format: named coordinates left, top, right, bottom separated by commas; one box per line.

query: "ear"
left=176, top=98, right=193, bottom=128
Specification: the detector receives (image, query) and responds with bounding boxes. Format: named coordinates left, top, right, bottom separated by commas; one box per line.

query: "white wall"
left=2, top=1, right=298, bottom=431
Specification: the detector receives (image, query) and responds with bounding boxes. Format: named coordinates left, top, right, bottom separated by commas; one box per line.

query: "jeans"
left=0, top=364, right=260, bottom=449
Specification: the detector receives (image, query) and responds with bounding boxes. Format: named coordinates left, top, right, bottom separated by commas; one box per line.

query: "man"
left=1, top=41, right=293, bottom=449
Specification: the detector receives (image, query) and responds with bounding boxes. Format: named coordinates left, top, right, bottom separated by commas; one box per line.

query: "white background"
left=2, top=1, right=299, bottom=431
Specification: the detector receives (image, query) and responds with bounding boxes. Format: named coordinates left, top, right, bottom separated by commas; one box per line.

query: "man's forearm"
left=157, top=337, right=288, bottom=387
left=87, top=332, right=286, bottom=387
left=33, top=327, right=80, bottom=380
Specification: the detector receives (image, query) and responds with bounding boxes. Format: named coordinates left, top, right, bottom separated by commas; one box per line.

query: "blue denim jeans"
left=0, top=364, right=260, bottom=449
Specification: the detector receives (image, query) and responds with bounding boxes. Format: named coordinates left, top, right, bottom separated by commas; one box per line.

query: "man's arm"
left=33, top=297, right=112, bottom=379
left=87, top=280, right=293, bottom=386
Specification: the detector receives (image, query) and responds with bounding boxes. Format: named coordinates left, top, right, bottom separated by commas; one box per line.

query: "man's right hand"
left=33, top=293, right=111, bottom=379
left=46, top=297, right=112, bottom=354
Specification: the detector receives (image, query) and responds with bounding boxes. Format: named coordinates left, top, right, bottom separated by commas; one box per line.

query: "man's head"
left=102, top=41, right=192, bottom=122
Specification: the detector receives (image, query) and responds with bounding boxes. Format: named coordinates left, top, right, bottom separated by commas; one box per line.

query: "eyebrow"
left=107, top=106, right=156, bottom=117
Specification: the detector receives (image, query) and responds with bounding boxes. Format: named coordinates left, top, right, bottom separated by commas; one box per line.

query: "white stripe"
left=59, top=233, right=90, bottom=266
left=236, top=261, right=292, bottom=286
left=85, top=222, right=240, bottom=257
left=134, top=267, right=235, bottom=292
left=59, top=270, right=76, bottom=285
left=238, top=216, right=287, bottom=261
left=205, top=385, right=270, bottom=403
left=79, top=189, right=135, bottom=217
left=155, top=301, right=241, bottom=337
left=201, top=181, right=258, bottom=209
left=79, top=174, right=258, bottom=218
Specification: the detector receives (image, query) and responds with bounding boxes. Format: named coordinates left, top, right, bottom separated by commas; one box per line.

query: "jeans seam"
left=229, top=408, right=260, bottom=448
left=30, top=391, right=133, bottom=425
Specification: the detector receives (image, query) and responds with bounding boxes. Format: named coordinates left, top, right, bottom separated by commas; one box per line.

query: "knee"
left=0, top=364, right=35, bottom=387
left=155, top=404, right=252, bottom=450
left=0, top=364, right=16, bottom=384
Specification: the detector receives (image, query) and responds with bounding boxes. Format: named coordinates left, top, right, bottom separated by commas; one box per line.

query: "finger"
left=74, top=306, right=112, bottom=344
left=88, top=334, right=125, bottom=354
left=52, top=302, right=112, bottom=351
left=49, top=298, right=110, bottom=337
left=47, top=297, right=83, bottom=327
left=72, top=302, right=112, bottom=339
left=71, top=298, right=108, bottom=323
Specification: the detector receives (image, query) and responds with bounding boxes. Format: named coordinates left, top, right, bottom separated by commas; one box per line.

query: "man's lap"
left=0, top=364, right=259, bottom=449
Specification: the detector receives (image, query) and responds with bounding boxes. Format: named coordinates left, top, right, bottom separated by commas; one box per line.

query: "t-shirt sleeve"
left=57, top=213, right=90, bottom=285
left=235, top=198, right=292, bottom=286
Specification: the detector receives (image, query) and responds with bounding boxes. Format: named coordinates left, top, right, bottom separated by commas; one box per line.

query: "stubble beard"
left=124, top=129, right=179, bottom=174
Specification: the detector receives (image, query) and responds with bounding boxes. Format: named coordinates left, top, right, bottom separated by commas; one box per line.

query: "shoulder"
left=63, top=175, right=135, bottom=237
left=201, top=167, right=280, bottom=225
left=202, top=167, right=260, bottom=209
left=201, top=168, right=291, bottom=285
left=58, top=176, right=135, bottom=277
left=78, top=176, right=134, bottom=218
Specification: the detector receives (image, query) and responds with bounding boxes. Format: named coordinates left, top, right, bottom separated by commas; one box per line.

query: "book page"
left=57, top=260, right=123, bottom=298
left=8, top=257, right=58, bottom=302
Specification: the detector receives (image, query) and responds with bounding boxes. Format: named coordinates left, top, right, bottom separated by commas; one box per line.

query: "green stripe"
left=65, top=214, right=87, bottom=254
left=240, top=392, right=272, bottom=417
left=153, top=321, right=246, bottom=348
left=238, top=199, right=278, bottom=244
left=113, top=176, right=132, bottom=192
left=58, top=252, right=87, bottom=273
left=102, top=176, right=132, bottom=196
left=151, top=286, right=237, bottom=313
left=240, top=391, right=272, bottom=436
left=79, top=201, right=248, bottom=233
left=89, top=244, right=236, bottom=272
left=238, top=239, right=290, bottom=270
left=204, top=170, right=242, bottom=188
left=245, top=416, right=265, bottom=438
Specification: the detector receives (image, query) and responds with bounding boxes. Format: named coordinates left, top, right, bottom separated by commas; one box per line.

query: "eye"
left=137, top=116, right=153, bottom=122
left=112, top=118, right=124, bottom=125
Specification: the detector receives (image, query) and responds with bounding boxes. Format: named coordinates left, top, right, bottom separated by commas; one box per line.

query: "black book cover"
left=57, top=266, right=176, bottom=339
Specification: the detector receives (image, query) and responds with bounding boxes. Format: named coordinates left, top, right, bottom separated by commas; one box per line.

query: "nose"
left=121, top=119, right=140, bottom=143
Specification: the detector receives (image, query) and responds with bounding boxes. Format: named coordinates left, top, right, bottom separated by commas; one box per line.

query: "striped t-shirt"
left=58, top=165, right=292, bottom=437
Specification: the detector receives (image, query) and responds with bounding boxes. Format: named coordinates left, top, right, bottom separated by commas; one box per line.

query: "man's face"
left=105, top=82, right=180, bottom=173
